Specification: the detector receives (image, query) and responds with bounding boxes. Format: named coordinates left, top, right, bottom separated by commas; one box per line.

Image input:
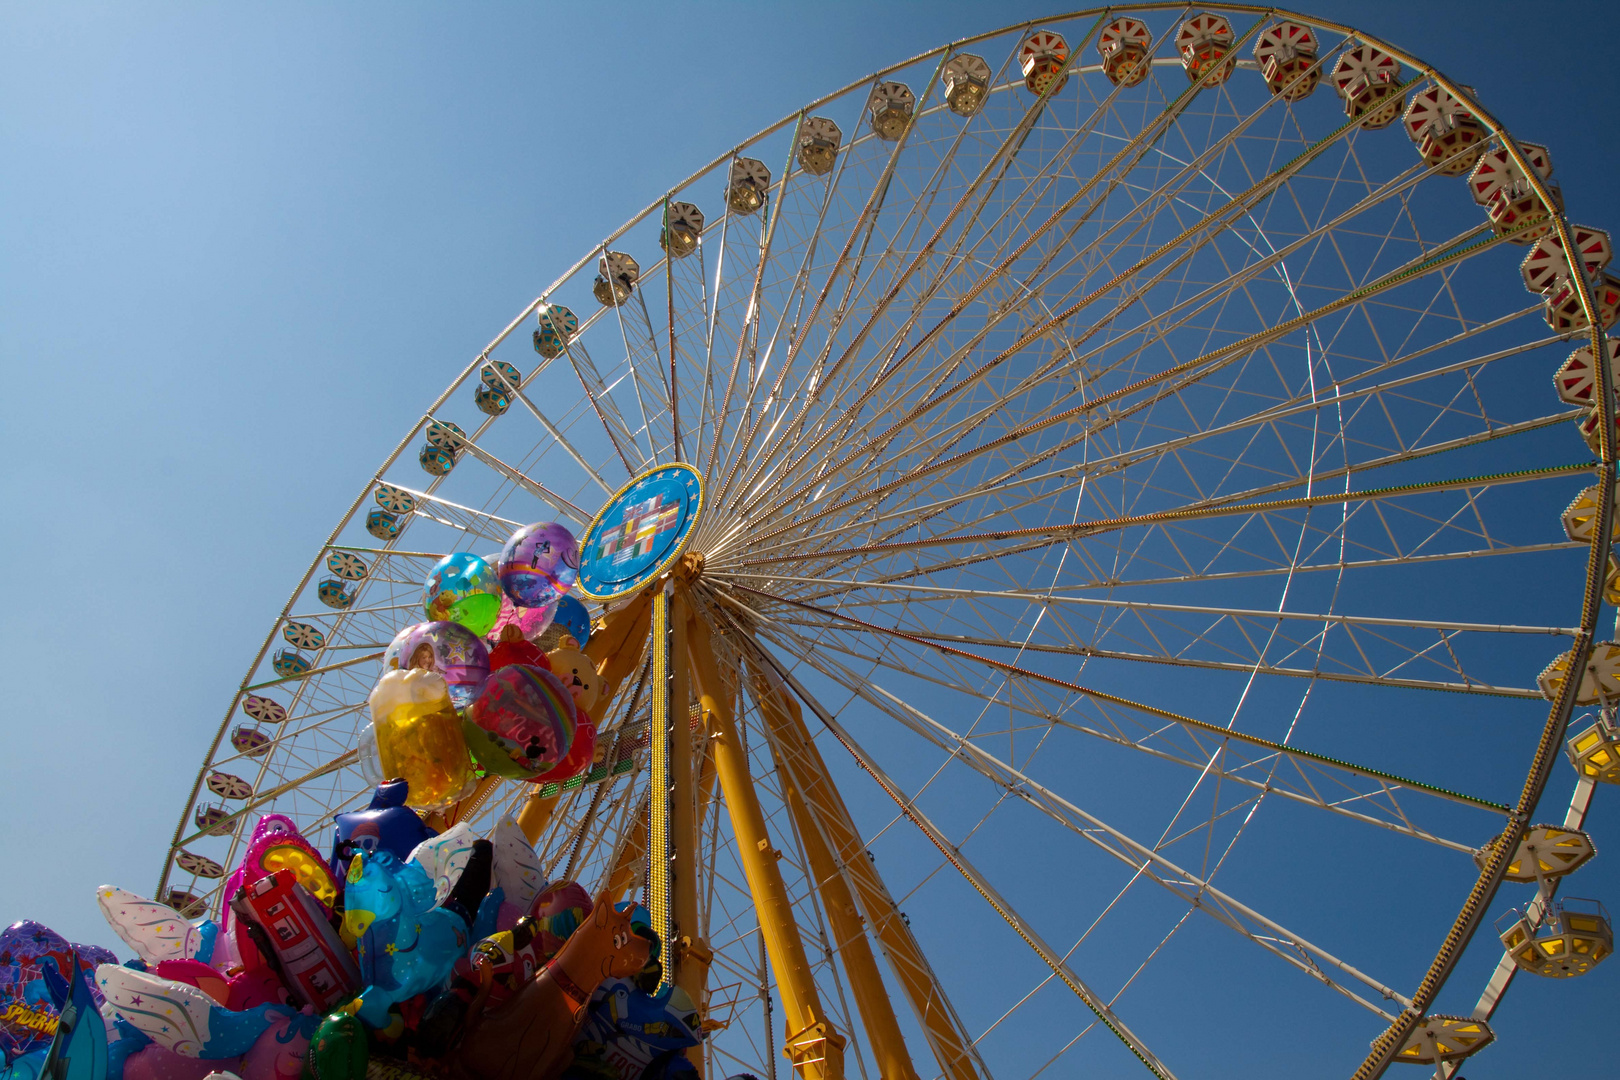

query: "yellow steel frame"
left=501, top=562, right=979, bottom=1080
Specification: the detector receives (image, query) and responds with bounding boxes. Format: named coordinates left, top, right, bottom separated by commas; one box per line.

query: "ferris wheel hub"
left=575, top=461, right=704, bottom=602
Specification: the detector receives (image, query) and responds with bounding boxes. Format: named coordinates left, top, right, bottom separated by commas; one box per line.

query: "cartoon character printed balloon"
left=550, top=594, right=592, bottom=648
left=390, top=621, right=490, bottom=707
left=462, top=666, right=576, bottom=780
left=422, top=553, right=502, bottom=637
left=331, top=779, right=438, bottom=876
left=498, top=523, right=579, bottom=609
left=546, top=645, right=600, bottom=716
left=0, top=921, right=116, bottom=1066
left=488, top=593, right=555, bottom=643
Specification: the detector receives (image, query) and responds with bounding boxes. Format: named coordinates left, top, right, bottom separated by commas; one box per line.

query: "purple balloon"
left=498, top=523, right=579, bottom=608
left=0, top=921, right=117, bottom=1064
left=391, top=621, right=490, bottom=708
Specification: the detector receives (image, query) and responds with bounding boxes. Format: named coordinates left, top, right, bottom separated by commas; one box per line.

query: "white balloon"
left=96, top=885, right=207, bottom=964
left=490, top=814, right=547, bottom=911
left=407, top=821, right=477, bottom=906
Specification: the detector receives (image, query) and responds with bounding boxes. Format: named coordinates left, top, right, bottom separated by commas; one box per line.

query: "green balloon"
left=306, top=1011, right=368, bottom=1080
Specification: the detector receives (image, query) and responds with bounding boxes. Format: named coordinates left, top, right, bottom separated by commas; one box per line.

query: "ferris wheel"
left=158, top=7, right=1619, bottom=1077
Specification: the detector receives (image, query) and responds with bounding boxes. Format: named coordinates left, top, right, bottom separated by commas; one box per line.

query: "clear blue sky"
left=4, top=1, right=1618, bottom=1076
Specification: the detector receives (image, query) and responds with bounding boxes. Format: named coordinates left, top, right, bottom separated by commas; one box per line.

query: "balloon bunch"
left=360, top=523, right=603, bottom=811
left=71, top=784, right=703, bottom=1080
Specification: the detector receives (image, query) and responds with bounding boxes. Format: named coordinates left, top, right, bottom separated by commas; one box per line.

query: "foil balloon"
left=550, top=594, right=591, bottom=648
left=330, top=780, right=438, bottom=876
left=526, top=720, right=594, bottom=787
left=486, top=624, right=549, bottom=673
left=527, top=881, right=592, bottom=961
left=96, top=888, right=215, bottom=966
left=366, top=669, right=476, bottom=810
left=94, top=965, right=315, bottom=1061
left=462, top=665, right=576, bottom=780
left=380, top=623, right=420, bottom=672
left=390, top=622, right=489, bottom=708
left=546, top=646, right=600, bottom=716
left=421, top=554, right=501, bottom=637
left=489, top=593, right=554, bottom=643
left=497, top=523, right=578, bottom=609
left=570, top=979, right=703, bottom=1080
left=489, top=816, right=546, bottom=917
left=0, top=922, right=116, bottom=1066
left=451, top=896, right=649, bottom=1080
left=222, top=815, right=339, bottom=916
left=343, top=849, right=484, bottom=1030
left=303, top=1012, right=366, bottom=1080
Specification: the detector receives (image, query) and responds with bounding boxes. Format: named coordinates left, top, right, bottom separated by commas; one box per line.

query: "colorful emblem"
left=576, top=463, right=702, bottom=601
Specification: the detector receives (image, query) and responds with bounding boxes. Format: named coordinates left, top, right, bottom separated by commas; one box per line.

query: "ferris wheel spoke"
left=744, top=574, right=1566, bottom=696
left=741, top=45, right=1116, bottom=492
left=736, top=587, right=1510, bottom=815
left=487, top=367, right=614, bottom=495
left=560, top=337, right=647, bottom=475
left=759, top=628, right=1418, bottom=1031
left=740, top=85, right=1441, bottom=526
left=763, top=13, right=1233, bottom=460
left=760, top=622, right=1492, bottom=856
left=439, top=429, right=591, bottom=525
left=718, top=462, right=1590, bottom=595
left=730, top=204, right=1501, bottom=554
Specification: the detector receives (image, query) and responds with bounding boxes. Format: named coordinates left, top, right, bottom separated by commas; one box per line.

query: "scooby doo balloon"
left=462, top=665, right=576, bottom=780
left=422, top=554, right=501, bottom=637
left=497, top=523, right=578, bottom=609
left=367, top=668, right=475, bottom=809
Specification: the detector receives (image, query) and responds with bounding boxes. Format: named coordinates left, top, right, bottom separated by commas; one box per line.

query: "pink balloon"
left=490, top=593, right=554, bottom=641
left=239, top=1017, right=309, bottom=1080
left=124, top=1046, right=237, bottom=1080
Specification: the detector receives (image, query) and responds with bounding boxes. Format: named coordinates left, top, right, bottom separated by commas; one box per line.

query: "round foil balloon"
left=392, top=621, right=490, bottom=708
left=498, top=523, right=579, bottom=608
left=490, top=592, right=555, bottom=642
left=551, top=594, right=592, bottom=647
left=422, top=553, right=501, bottom=636
left=462, top=665, right=577, bottom=780
left=382, top=623, right=420, bottom=671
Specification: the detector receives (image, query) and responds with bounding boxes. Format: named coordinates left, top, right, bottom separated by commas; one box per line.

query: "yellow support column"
left=647, top=584, right=674, bottom=969
left=519, top=589, right=653, bottom=844
left=667, top=588, right=712, bottom=1065
left=747, top=669, right=919, bottom=1080
left=749, top=662, right=985, bottom=1080
left=685, top=613, right=845, bottom=1080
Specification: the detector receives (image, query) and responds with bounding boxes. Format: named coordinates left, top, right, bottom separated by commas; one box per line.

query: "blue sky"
left=4, top=1, right=1619, bottom=1076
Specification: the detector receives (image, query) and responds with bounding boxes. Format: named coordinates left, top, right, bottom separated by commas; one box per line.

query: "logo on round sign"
left=575, top=463, right=703, bottom=601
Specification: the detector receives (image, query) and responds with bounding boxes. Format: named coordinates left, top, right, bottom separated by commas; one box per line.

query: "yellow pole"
left=648, top=585, right=674, bottom=974
left=519, top=589, right=653, bottom=844
left=685, top=613, right=845, bottom=1080
left=748, top=661, right=984, bottom=1080
left=746, top=669, right=920, bottom=1080
left=668, top=587, right=712, bottom=1048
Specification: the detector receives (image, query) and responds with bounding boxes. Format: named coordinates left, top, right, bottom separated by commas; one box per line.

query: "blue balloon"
left=552, top=594, right=591, bottom=647
left=331, top=780, right=439, bottom=876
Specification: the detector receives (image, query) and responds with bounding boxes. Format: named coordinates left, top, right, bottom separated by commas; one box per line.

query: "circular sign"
left=576, top=462, right=703, bottom=601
